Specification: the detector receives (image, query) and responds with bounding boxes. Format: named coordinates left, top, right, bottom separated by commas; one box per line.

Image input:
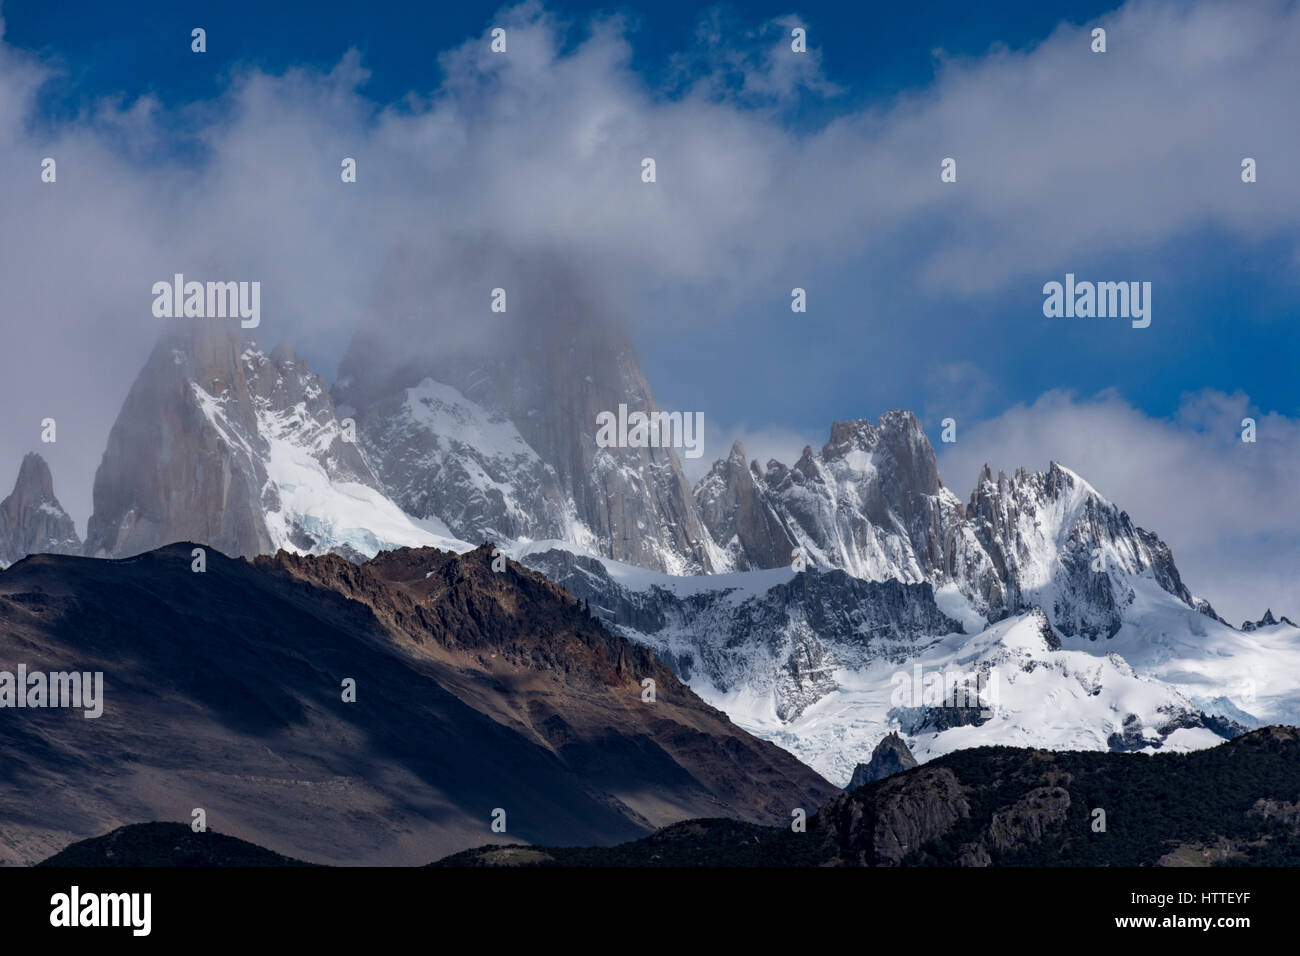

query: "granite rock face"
left=694, top=441, right=796, bottom=571
left=84, top=326, right=274, bottom=559
left=84, top=326, right=432, bottom=561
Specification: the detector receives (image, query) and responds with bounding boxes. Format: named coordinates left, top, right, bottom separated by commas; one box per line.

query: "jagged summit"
left=72, top=323, right=1220, bottom=650
left=847, top=732, right=919, bottom=789
left=1242, top=609, right=1297, bottom=631
left=825, top=410, right=944, bottom=493
left=12, top=452, right=57, bottom=499
left=692, top=414, right=1206, bottom=640
left=693, top=438, right=794, bottom=571
left=76, top=317, right=1218, bottom=652
left=0, top=452, right=81, bottom=567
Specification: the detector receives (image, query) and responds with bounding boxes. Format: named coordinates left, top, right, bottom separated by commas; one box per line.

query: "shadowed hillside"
left=0, top=543, right=834, bottom=865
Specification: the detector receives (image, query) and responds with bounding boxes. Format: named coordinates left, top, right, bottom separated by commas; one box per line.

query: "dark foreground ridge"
left=0, top=542, right=835, bottom=866
left=42, top=727, right=1300, bottom=867
left=435, top=727, right=1300, bottom=867
left=38, top=822, right=315, bottom=867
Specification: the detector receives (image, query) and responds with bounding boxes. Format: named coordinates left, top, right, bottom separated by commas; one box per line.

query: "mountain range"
left=1, top=311, right=1296, bottom=797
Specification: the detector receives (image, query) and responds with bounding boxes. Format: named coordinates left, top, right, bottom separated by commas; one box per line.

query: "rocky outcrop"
left=955, top=785, right=1073, bottom=866
left=985, top=785, right=1072, bottom=850
left=0, top=453, right=81, bottom=567
left=847, top=732, right=919, bottom=789
left=1247, top=795, right=1300, bottom=826
left=815, top=766, right=970, bottom=866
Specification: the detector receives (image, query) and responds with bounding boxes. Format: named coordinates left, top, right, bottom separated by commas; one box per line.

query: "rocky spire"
left=0, top=452, right=81, bottom=567
left=693, top=440, right=795, bottom=570
left=847, top=732, right=919, bottom=789
left=84, top=326, right=428, bottom=561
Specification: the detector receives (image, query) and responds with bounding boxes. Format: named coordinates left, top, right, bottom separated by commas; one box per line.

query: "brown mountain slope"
left=0, top=543, right=834, bottom=866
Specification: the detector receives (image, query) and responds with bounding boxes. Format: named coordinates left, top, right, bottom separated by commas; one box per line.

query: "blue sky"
left=1, top=0, right=1297, bottom=620
left=9, top=1, right=1122, bottom=113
